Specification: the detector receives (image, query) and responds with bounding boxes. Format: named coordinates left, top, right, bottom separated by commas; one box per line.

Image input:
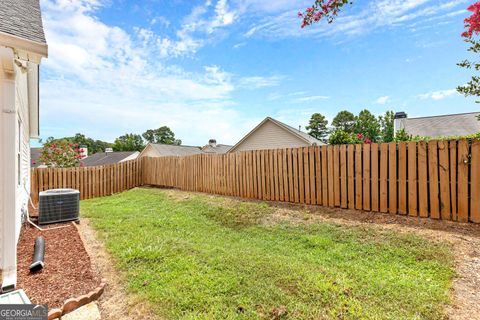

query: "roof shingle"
left=400, top=112, right=480, bottom=138
left=202, top=144, right=232, bottom=154
left=149, top=144, right=204, bottom=157
left=0, top=0, right=46, bottom=44
left=81, top=151, right=138, bottom=167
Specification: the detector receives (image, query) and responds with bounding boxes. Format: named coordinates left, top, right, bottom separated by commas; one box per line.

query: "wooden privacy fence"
left=30, top=159, right=142, bottom=203
left=31, top=139, right=480, bottom=223
left=142, top=139, right=480, bottom=223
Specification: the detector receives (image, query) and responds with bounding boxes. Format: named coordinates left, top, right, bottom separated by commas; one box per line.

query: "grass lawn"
left=81, top=188, right=454, bottom=319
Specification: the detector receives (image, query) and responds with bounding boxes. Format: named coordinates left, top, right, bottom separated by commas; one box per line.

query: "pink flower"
left=298, top=11, right=303, bottom=17
left=32, top=161, right=36, bottom=165
left=365, top=139, right=372, bottom=144
left=306, top=7, right=312, bottom=12
left=357, top=133, right=363, bottom=139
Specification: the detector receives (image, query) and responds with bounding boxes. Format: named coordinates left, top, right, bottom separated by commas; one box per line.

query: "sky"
left=37, top=0, right=479, bottom=147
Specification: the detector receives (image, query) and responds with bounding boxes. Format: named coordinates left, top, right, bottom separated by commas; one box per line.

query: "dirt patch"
left=17, top=223, right=101, bottom=309
left=76, top=219, right=157, bottom=320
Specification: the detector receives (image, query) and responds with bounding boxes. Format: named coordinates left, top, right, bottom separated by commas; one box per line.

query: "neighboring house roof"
left=0, top=0, right=46, bottom=44
left=202, top=144, right=232, bottom=154
left=81, top=151, right=139, bottom=167
left=30, top=147, right=42, bottom=168
left=398, top=112, right=480, bottom=138
left=229, top=117, right=325, bottom=153
left=140, top=143, right=204, bottom=157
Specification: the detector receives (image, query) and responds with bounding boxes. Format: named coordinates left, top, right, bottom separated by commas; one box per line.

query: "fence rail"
left=31, top=139, right=480, bottom=223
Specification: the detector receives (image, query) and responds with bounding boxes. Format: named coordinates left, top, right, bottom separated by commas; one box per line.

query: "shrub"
left=40, top=139, right=82, bottom=168
left=329, top=129, right=364, bottom=145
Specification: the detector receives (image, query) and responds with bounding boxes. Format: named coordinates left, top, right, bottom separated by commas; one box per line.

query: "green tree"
left=457, top=3, right=480, bottom=104
left=354, top=109, right=380, bottom=142
left=40, top=138, right=81, bottom=168
left=379, top=111, right=395, bottom=143
left=332, top=110, right=355, bottom=133
left=70, top=133, right=113, bottom=154
left=142, top=126, right=181, bottom=145
left=394, top=129, right=413, bottom=142
left=328, top=129, right=363, bottom=145
left=306, top=113, right=329, bottom=142
left=46, top=133, right=113, bottom=154
left=113, top=133, right=145, bottom=152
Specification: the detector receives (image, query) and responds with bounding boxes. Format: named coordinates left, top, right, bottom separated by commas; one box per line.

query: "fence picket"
left=371, top=144, right=379, bottom=212
left=333, top=145, right=340, bottom=207
left=363, top=144, right=371, bottom=211
left=355, top=144, right=362, bottom=210
left=398, top=142, right=407, bottom=215
left=428, top=140, right=440, bottom=219
left=458, top=140, right=469, bottom=222
left=471, top=139, right=480, bottom=223
left=407, top=142, right=417, bottom=216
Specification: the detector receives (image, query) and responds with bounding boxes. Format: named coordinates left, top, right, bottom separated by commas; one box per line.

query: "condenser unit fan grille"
left=38, top=189, right=80, bottom=224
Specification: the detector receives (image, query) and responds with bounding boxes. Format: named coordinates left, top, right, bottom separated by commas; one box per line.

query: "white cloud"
left=233, top=42, right=247, bottom=49
left=238, top=75, right=284, bottom=89
left=243, top=0, right=468, bottom=39
left=418, top=89, right=459, bottom=100
left=292, top=95, right=329, bottom=103
left=38, top=0, right=254, bottom=146
left=376, top=96, right=390, bottom=104
left=150, top=16, right=170, bottom=27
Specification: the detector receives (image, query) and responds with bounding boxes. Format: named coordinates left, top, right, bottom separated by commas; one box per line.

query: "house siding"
left=231, top=120, right=310, bottom=152
left=0, top=48, right=36, bottom=286
left=15, top=60, right=31, bottom=243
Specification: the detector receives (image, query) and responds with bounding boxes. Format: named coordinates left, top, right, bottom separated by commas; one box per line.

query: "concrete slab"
left=62, top=302, right=101, bottom=320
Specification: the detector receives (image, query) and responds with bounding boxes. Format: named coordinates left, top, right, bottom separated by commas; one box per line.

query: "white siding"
left=0, top=47, right=18, bottom=285
left=14, top=60, right=31, bottom=242
left=232, top=120, right=310, bottom=152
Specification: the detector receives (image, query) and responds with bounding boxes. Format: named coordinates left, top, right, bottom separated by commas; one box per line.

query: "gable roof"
left=81, top=151, right=138, bottom=167
left=143, top=143, right=204, bottom=157
left=268, top=117, right=324, bottom=145
left=202, top=144, right=232, bottom=154
left=399, top=112, right=480, bottom=138
left=229, top=117, right=324, bottom=153
left=0, top=0, right=47, bottom=59
left=0, top=0, right=46, bottom=44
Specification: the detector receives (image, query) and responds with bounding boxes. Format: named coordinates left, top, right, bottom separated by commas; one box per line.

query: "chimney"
left=394, top=112, right=407, bottom=134
left=105, top=147, right=113, bottom=155
left=79, top=145, right=88, bottom=159
left=208, top=139, right=217, bottom=148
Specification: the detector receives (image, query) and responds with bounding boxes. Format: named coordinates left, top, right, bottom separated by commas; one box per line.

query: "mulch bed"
left=16, top=222, right=101, bottom=309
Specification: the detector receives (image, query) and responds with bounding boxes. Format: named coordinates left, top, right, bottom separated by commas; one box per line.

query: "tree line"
left=306, top=110, right=395, bottom=145
left=43, top=126, right=181, bottom=154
